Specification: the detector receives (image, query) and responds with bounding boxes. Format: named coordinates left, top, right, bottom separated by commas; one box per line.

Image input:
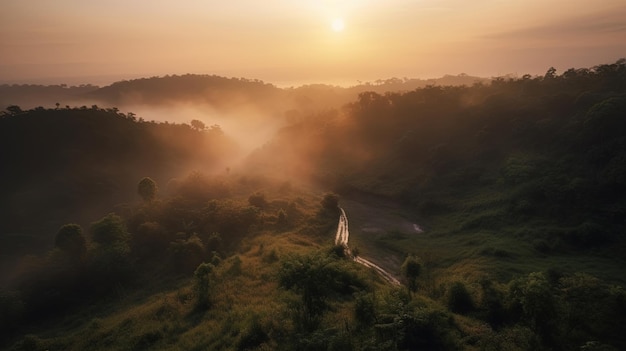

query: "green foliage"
left=401, top=254, right=422, bottom=295
left=137, top=177, right=158, bottom=202
left=279, top=251, right=365, bottom=328
left=193, top=262, right=214, bottom=310
left=3, top=61, right=626, bottom=349
left=0, top=107, right=236, bottom=245
left=354, top=292, right=376, bottom=329
left=507, top=272, right=557, bottom=338
left=91, top=213, right=129, bottom=245
left=251, top=60, right=626, bottom=253
left=499, top=270, right=626, bottom=349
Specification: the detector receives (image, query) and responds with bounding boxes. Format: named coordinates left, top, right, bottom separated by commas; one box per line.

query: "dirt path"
left=335, top=207, right=401, bottom=285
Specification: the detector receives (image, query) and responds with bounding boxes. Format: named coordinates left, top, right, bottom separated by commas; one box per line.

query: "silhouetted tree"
left=91, top=213, right=129, bottom=245
left=191, top=119, right=206, bottom=131
left=401, top=254, right=422, bottom=296
left=193, top=262, right=214, bottom=310
left=544, top=67, right=557, bottom=79
left=6, top=105, right=22, bottom=115
left=137, top=177, right=158, bottom=202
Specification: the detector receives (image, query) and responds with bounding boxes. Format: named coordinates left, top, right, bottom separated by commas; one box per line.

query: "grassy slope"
left=5, top=200, right=393, bottom=351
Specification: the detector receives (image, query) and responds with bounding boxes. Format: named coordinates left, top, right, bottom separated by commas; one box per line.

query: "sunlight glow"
left=331, top=18, right=345, bottom=32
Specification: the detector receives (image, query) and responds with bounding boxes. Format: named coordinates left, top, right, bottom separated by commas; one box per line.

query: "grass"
left=6, top=183, right=625, bottom=350
left=7, top=204, right=380, bottom=351
left=341, top=184, right=626, bottom=297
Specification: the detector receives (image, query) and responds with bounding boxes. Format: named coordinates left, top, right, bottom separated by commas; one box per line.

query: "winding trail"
left=335, top=208, right=401, bottom=285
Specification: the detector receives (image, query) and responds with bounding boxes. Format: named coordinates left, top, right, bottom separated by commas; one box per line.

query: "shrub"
left=446, top=281, right=474, bottom=314
left=193, top=262, right=214, bottom=310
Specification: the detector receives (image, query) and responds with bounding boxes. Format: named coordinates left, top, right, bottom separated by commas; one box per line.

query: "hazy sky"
left=1, top=0, right=625, bottom=86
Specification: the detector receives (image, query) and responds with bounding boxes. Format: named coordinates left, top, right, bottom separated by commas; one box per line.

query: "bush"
left=354, top=293, right=376, bottom=329
left=446, top=281, right=474, bottom=314
left=91, top=213, right=129, bottom=245
left=193, top=262, right=214, bottom=310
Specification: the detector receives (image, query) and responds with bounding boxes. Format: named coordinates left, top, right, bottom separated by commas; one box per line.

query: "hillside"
left=1, top=74, right=489, bottom=115
left=249, top=60, right=626, bottom=261
left=1, top=61, right=626, bottom=350
left=0, top=107, right=237, bottom=268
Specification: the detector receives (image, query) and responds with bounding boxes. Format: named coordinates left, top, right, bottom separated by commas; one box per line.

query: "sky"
left=1, top=0, right=625, bottom=86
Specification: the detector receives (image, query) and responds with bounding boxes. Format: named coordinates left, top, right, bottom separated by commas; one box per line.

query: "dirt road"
left=335, top=208, right=401, bottom=285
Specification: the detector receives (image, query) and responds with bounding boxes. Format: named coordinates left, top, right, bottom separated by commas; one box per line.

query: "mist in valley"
left=2, top=0, right=626, bottom=346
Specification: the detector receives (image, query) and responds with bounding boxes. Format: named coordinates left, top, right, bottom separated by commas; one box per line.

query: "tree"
left=6, top=105, right=22, bottom=115
left=91, top=213, right=129, bottom=245
left=137, top=177, right=158, bottom=202
left=193, top=262, right=214, bottom=310
left=507, top=272, right=558, bottom=345
left=544, top=66, right=557, bottom=80
left=401, top=254, right=422, bottom=296
left=54, top=223, right=86, bottom=261
left=191, top=119, right=206, bottom=131
left=279, top=252, right=364, bottom=329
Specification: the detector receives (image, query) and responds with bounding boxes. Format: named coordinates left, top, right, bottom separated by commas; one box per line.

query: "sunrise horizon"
left=2, top=0, right=625, bottom=88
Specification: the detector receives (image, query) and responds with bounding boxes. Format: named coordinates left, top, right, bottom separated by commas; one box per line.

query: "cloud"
left=484, top=6, right=626, bottom=43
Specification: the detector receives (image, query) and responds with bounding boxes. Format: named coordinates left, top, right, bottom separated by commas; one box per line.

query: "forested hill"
left=86, top=75, right=284, bottom=112
left=248, top=60, right=626, bottom=253
left=1, top=62, right=626, bottom=351
left=1, top=74, right=489, bottom=115
left=0, top=106, right=237, bottom=252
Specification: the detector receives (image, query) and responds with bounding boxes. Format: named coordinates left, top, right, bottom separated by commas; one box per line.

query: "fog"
left=125, top=103, right=285, bottom=158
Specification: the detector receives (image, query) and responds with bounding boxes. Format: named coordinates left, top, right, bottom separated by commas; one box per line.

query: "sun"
left=331, top=18, right=345, bottom=32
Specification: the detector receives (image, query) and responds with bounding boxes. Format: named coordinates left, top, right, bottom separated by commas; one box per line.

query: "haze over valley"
left=1, top=1, right=626, bottom=350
